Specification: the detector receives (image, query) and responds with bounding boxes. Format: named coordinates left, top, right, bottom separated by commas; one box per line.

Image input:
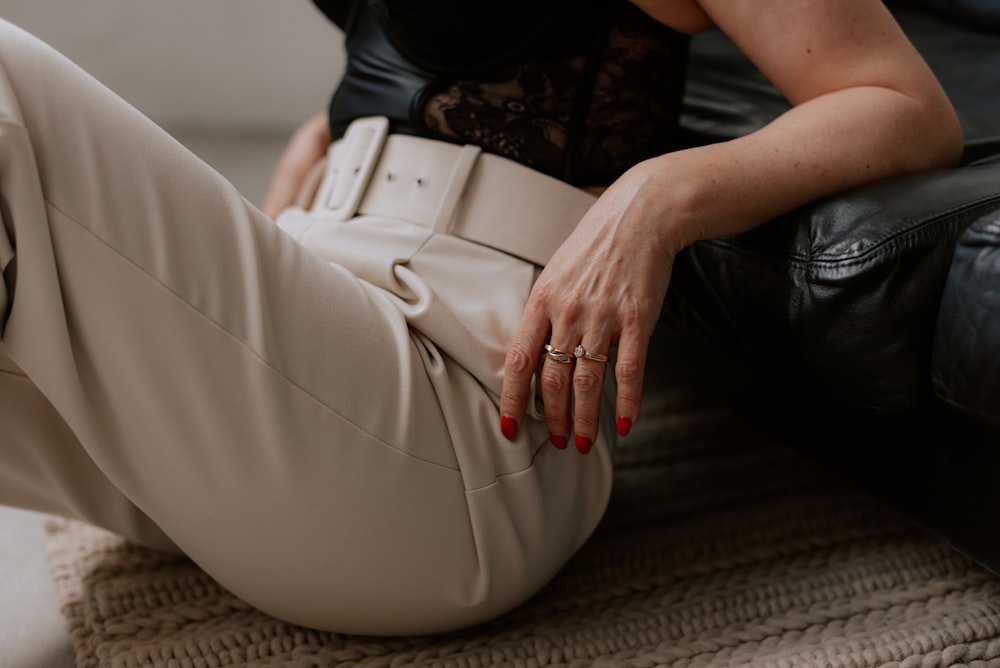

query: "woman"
left=0, top=0, right=960, bottom=636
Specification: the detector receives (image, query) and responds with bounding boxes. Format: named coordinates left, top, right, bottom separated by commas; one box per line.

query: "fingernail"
left=617, top=416, right=633, bottom=438
left=575, top=435, right=592, bottom=455
left=550, top=434, right=568, bottom=450
left=501, top=415, right=518, bottom=440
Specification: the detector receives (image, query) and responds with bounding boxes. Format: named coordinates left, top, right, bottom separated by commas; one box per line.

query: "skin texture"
left=263, top=0, right=964, bottom=451
left=261, top=112, right=330, bottom=219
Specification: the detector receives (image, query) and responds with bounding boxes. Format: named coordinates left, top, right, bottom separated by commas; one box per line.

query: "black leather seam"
left=809, top=194, right=1000, bottom=264
left=701, top=193, right=1000, bottom=273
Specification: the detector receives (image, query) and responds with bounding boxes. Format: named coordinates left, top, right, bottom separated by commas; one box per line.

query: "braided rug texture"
left=46, top=387, right=1000, bottom=668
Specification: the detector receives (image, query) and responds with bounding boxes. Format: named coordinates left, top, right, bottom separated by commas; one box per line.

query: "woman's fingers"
left=501, top=282, right=626, bottom=454
left=509, top=329, right=614, bottom=454
left=502, top=313, right=648, bottom=451
left=500, top=265, right=658, bottom=451
left=500, top=267, right=662, bottom=452
left=612, top=330, right=647, bottom=439
left=539, top=341, right=575, bottom=449
left=569, top=339, right=611, bottom=454
left=499, top=302, right=550, bottom=441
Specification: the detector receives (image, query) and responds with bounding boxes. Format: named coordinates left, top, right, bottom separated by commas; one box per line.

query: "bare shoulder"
left=628, top=0, right=713, bottom=34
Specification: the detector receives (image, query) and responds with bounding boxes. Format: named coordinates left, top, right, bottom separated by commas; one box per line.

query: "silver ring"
left=544, top=344, right=573, bottom=364
left=574, top=344, right=609, bottom=363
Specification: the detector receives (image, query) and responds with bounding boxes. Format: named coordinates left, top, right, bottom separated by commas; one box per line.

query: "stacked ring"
left=543, top=344, right=573, bottom=363
left=574, top=345, right=609, bottom=363
left=544, top=343, right=610, bottom=363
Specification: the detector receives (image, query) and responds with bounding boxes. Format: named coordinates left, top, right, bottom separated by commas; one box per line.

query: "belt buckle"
left=312, top=116, right=389, bottom=221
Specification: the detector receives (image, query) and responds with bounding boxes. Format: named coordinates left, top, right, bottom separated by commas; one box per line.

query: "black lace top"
left=311, top=0, right=690, bottom=186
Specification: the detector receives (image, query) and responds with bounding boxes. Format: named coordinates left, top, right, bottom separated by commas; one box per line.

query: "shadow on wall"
left=0, top=0, right=345, bottom=134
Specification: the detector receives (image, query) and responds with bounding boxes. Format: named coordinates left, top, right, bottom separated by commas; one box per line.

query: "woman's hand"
left=499, top=162, right=682, bottom=453
left=498, top=0, right=962, bottom=455
left=261, top=112, right=331, bottom=219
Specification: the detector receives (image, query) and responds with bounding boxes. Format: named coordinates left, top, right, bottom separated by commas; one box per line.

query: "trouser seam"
left=41, top=197, right=459, bottom=474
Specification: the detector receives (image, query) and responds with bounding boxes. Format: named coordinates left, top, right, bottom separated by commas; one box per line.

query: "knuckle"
left=616, top=358, right=643, bottom=384
left=529, top=281, right=557, bottom=308
left=505, top=344, right=535, bottom=375
left=573, top=368, right=603, bottom=393
left=559, top=298, right=584, bottom=325
left=619, top=307, right=644, bottom=330
left=540, top=367, right=570, bottom=394
left=544, top=413, right=568, bottom=432
left=574, top=411, right=598, bottom=432
left=500, top=388, right=527, bottom=408
left=543, top=298, right=581, bottom=330
left=617, top=388, right=642, bottom=414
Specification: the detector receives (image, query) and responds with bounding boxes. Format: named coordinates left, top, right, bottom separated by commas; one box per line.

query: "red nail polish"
left=575, top=435, right=592, bottom=455
left=617, top=416, right=633, bottom=437
left=501, top=415, right=518, bottom=440
left=550, top=434, right=568, bottom=449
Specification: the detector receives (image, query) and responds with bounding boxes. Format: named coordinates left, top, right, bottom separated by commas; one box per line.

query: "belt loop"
left=312, top=116, right=389, bottom=221
left=430, top=144, right=482, bottom=235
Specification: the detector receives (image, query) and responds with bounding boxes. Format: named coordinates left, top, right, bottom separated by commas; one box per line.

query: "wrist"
left=617, top=154, right=707, bottom=255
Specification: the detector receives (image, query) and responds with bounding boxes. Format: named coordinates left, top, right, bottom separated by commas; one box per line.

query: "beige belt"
left=297, top=116, right=596, bottom=267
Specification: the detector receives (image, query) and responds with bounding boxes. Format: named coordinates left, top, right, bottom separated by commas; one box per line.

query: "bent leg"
left=0, top=20, right=612, bottom=635
left=0, top=346, right=177, bottom=551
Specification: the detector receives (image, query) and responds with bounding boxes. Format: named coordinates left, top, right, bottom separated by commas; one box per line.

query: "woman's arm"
left=662, top=0, right=962, bottom=240
left=499, top=0, right=963, bottom=452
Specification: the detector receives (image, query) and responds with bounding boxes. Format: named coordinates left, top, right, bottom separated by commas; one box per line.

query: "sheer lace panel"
left=420, top=8, right=688, bottom=186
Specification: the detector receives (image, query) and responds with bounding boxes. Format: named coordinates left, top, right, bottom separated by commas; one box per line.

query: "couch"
left=658, top=1, right=1000, bottom=572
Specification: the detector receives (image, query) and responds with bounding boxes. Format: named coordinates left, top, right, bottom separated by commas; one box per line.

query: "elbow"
left=907, top=89, right=964, bottom=172
left=930, top=101, right=965, bottom=169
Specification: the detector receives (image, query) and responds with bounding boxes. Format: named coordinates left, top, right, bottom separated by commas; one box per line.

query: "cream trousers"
left=0, top=20, right=615, bottom=635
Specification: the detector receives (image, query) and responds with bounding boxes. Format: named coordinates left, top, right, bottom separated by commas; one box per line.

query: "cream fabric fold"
left=0, top=19, right=613, bottom=635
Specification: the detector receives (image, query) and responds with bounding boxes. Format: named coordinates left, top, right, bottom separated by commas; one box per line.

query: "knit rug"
left=45, top=386, right=1000, bottom=668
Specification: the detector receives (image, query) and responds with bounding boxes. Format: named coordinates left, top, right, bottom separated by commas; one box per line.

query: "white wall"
left=0, top=0, right=346, bottom=133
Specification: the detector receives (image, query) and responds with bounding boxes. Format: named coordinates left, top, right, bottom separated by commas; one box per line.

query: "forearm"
left=502, top=0, right=966, bottom=447
left=638, top=83, right=963, bottom=248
